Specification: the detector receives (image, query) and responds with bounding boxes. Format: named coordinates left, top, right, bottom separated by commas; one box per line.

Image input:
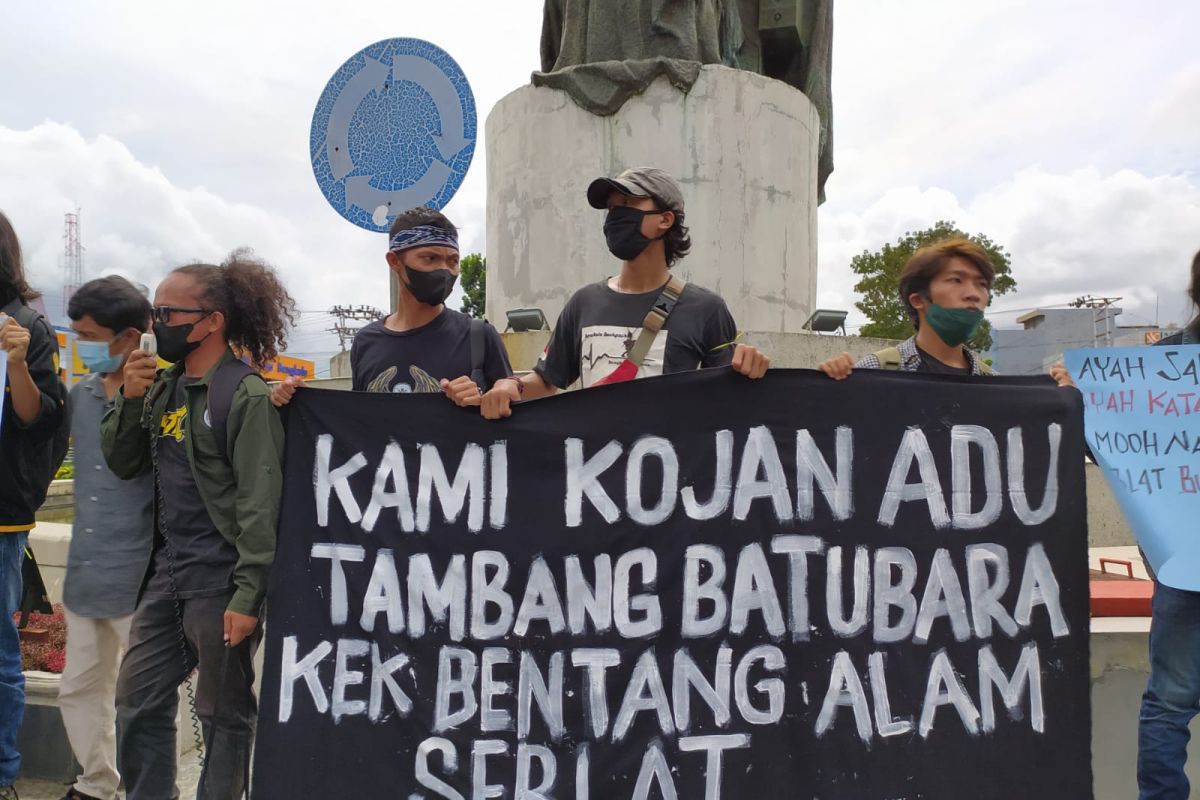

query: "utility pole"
left=328, top=304, right=383, bottom=351
left=1069, top=295, right=1122, bottom=347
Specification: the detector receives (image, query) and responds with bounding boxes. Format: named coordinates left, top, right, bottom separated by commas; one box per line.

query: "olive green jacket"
left=101, top=349, right=283, bottom=616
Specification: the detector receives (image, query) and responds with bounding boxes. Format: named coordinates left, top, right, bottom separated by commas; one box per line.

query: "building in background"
left=50, top=325, right=315, bottom=387
left=249, top=354, right=316, bottom=382
left=988, top=306, right=1162, bottom=375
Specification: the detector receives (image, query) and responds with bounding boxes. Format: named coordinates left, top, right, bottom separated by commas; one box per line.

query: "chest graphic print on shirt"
left=160, top=404, right=187, bottom=442
left=364, top=365, right=443, bottom=394
left=580, top=325, right=668, bottom=387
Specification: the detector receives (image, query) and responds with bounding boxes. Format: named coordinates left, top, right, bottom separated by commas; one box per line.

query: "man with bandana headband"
left=479, top=166, right=768, bottom=419
left=817, top=237, right=997, bottom=379
left=271, top=207, right=512, bottom=406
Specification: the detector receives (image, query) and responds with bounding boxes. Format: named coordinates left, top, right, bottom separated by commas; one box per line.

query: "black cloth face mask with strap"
left=153, top=318, right=211, bottom=364
left=604, top=206, right=665, bottom=261
left=403, top=265, right=458, bottom=306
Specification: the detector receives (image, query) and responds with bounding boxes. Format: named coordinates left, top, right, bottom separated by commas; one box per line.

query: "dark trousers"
left=116, top=592, right=260, bottom=800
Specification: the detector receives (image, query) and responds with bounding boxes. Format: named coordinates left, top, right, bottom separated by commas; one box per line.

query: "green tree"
left=459, top=253, right=486, bottom=320
left=851, top=220, right=1016, bottom=352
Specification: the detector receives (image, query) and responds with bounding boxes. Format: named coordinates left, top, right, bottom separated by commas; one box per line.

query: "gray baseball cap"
left=586, top=167, right=685, bottom=213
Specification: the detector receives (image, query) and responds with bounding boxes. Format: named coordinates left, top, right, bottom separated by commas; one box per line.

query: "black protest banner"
left=253, top=368, right=1091, bottom=800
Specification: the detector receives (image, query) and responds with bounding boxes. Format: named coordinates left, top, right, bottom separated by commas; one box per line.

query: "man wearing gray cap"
left=481, top=166, right=768, bottom=418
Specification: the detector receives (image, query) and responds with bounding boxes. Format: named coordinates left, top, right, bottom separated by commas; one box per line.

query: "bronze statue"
left=535, top=0, right=833, bottom=201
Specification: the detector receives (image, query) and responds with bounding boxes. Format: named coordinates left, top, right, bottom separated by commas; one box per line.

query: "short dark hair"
left=898, top=237, right=996, bottom=328
left=388, top=207, right=457, bottom=240
left=68, top=275, right=152, bottom=333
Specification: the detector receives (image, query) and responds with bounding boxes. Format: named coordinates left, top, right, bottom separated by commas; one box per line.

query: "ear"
left=388, top=252, right=412, bottom=288
left=657, top=210, right=675, bottom=233
left=908, top=291, right=928, bottom=314
left=207, top=309, right=226, bottom=334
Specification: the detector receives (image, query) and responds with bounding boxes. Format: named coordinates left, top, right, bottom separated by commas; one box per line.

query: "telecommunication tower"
left=61, top=209, right=85, bottom=316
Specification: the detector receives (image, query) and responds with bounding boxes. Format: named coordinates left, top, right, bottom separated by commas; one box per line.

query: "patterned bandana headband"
left=388, top=224, right=459, bottom=253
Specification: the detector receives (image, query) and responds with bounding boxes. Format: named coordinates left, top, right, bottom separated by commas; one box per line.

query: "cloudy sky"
left=1, top=1, right=1197, bottom=370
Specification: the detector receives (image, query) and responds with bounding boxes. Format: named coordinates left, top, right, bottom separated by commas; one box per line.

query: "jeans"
left=0, top=532, right=28, bottom=788
left=1139, top=582, right=1200, bottom=799
left=115, top=592, right=261, bottom=800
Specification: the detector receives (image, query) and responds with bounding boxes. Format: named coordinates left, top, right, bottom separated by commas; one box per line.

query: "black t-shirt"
left=916, top=346, right=971, bottom=376
left=351, top=309, right=512, bottom=393
left=144, top=377, right=238, bottom=598
left=535, top=279, right=738, bottom=389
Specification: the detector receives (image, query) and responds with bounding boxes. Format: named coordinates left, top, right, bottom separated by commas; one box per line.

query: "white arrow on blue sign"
left=310, top=38, right=476, bottom=232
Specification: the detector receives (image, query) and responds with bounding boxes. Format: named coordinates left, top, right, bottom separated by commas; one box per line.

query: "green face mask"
left=924, top=304, right=984, bottom=347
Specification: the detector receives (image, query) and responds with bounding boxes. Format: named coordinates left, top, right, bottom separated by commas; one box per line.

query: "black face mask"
left=604, top=206, right=664, bottom=261
left=404, top=265, right=458, bottom=306
left=153, top=320, right=206, bottom=364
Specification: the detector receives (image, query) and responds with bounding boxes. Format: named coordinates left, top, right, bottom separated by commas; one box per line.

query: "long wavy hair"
left=0, top=211, right=39, bottom=305
left=173, top=248, right=297, bottom=367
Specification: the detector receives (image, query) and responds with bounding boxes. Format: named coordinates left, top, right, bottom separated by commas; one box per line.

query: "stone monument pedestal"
left=485, top=65, right=819, bottom=333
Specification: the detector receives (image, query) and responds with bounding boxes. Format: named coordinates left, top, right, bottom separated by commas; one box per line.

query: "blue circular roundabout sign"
left=310, top=38, right=476, bottom=232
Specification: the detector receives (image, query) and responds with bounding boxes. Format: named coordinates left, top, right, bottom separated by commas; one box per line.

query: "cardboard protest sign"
left=253, top=369, right=1090, bottom=799
left=1067, top=344, right=1200, bottom=589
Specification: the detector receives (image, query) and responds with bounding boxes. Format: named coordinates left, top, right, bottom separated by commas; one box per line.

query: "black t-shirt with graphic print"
left=350, top=308, right=512, bottom=394
left=144, top=376, right=238, bottom=599
left=535, top=278, right=737, bottom=389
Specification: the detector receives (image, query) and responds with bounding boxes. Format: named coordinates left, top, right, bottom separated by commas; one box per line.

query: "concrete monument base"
left=485, top=65, right=819, bottom=333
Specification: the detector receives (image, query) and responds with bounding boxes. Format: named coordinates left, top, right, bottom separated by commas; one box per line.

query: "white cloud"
left=0, top=2, right=545, bottom=362
left=818, top=166, right=1200, bottom=331
left=1, top=0, right=1197, bottom=363
left=976, top=168, right=1200, bottom=325
left=0, top=120, right=395, bottom=370
left=0, top=121, right=352, bottom=299
left=827, top=1, right=1200, bottom=207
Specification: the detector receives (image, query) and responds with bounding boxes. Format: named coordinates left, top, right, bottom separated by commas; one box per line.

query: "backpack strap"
left=873, top=346, right=903, bottom=370
left=468, top=318, right=487, bottom=391
left=627, top=276, right=687, bottom=370
left=7, top=302, right=40, bottom=330
left=208, top=358, right=257, bottom=463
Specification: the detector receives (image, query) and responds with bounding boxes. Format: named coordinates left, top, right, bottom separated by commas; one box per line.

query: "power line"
left=328, top=305, right=384, bottom=351
left=1068, top=295, right=1123, bottom=310
left=983, top=300, right=1080, bottom=316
